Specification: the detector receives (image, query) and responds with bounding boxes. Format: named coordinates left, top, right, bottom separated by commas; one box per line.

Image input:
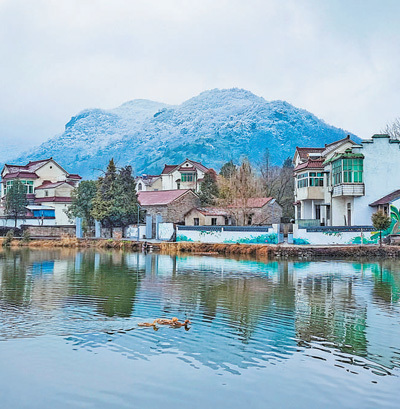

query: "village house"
left=136, top=159, right=209, bottom=192
left=138, top=189, right=201, bottom=224
left=293, top=134, right=400, bottom=227
left=184, top=198, right=282, bottom=226
left=1, top=158, right=81, bottom=226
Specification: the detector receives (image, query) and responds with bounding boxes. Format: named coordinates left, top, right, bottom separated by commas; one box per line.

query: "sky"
left=0, top=0, right=399, bottom=153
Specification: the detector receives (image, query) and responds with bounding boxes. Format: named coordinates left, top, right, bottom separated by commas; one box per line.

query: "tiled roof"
left=195, top=207, right=229, bottom=216
left=35, top=181, right=74, bottom=189
left=295, top=147, right=324, bottom=161
left=138, top=189, right=196, bottom=206
left=2, top=171, right=39, bottom=180
left=34, top=196, right=72, bottom=203
left=67, top=174, right=82, bottom=180
left=294, top=159, right=325, bottom=172
left=161, top=165, right=178, bottom=174
left=369, top=190, right=400, bottom=206
left=229, top=197, right=274, bottom=208
left=190, top=160, right=209, bottom=173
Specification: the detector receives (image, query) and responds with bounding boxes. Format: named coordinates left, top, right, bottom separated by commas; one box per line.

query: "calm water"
left=0, top=249, right=399, bottom=408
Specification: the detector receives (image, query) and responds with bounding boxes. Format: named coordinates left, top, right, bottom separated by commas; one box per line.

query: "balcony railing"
left=332, top=183, right=364, bottom=197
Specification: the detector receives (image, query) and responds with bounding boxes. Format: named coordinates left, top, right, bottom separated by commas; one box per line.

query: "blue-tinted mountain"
left=7, top=89, right=358, bottom=178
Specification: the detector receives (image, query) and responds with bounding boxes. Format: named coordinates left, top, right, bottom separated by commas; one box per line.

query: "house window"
left=194, top=218, right=199, bottom=226
left=332, top=158, right=363, bottom=185
left=45, top=190, right=49, bottom=197
left=297, top=173, right=308, bottom=188
left=211, top=218, right=217, bottom=225
left=4, top=179, right=34, bottom=195
left=309, top=172, right=324, bottom=187
left=181, top=173, right=194, bottom=182
left=326, top=205, right=331, bottom=221
left=137, top=183, right=142, bottom=191
left=247, top=214, right=253, bottom=225
left=224, top=216, right=229, bottom=225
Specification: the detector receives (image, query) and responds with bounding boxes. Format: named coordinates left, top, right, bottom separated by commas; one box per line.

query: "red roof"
left=295, top=147, right=324, bottom=161
left=161, top=165, right=178, bottom=174
left=370, top=190, right=400, bottom=206
left=138, top=189, right=196, bottom=206
left=2, top=171, right=39, bottom=180
left=34, top=196, right=72, bottom=203
left=294, top=159, right=325, bottom=172
left=229, top=197, right=274, bottom=208
left=67, top=174, right=82, bottom=180
left=35, top=181, right=74, bottom=189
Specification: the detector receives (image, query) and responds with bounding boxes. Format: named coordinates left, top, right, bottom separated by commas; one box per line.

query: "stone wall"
left=252, top=202, right=282, bottom=225
left=24, top=225, right=76, bottom=237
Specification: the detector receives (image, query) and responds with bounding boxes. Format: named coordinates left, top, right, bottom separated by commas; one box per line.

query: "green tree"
left=198, top=169, right=219, bottom=206
left=91, top=159, right=140, bottom=237
left=219, top=160, right=236, bottom=179
left=91, top=159, right=119, bottom=236
left=5, top=180, right=28, bottom=228
left=372, top=210, right=391, bottom=247
left=65, top=180, right=97, bottom=231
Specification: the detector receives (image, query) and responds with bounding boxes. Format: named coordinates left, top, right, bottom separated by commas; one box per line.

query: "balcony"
left=295, top=186, right=325, bottom=201
left=332, top=183, right=364, bottom=197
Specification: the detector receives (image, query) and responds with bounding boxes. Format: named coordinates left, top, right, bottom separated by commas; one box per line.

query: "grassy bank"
left=2, top=238, right=400, bottom=259
left=161, top=242, right=400, bottom=259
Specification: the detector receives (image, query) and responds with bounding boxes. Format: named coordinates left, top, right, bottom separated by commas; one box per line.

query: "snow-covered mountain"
left=6, top=89, right=357, bottom=178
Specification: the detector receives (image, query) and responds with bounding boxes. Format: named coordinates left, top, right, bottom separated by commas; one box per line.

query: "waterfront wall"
left=176, top=225, right=279, bottom=244
left=24, top=225, right=75, bottom=237
left=293, top=225, right=376, bottom=245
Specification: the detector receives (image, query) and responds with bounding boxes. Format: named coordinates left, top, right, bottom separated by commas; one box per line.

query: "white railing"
left=332, top=183, right=364, bottom=197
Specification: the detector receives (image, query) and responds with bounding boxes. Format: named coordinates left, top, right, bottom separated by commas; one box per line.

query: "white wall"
left=293, top=224, right=375, bottom=245
left=352, top=137, right=400, bottom=225
left=177, top=225, right=278, bottom=244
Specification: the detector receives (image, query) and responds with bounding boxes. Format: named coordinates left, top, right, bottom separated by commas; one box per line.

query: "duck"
left=138, top=320, right=157, bottom=327
left=155, top=317, right=179, bottom=325
left=170, top=319, right=191, bottom=328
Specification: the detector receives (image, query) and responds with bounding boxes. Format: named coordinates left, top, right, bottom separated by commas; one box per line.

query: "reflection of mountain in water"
left=0, top=250, right=399, bottom=375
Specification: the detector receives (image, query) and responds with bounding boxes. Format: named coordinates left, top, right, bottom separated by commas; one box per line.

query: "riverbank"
left=2, top=238, right=400, bottom=259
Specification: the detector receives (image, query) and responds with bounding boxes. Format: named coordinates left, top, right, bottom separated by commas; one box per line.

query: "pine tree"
left=219, top=160, right=236, bottom=179
left=198, top=169, right=219, bottom=206
left=5, top=180, right=28, bottom=228
left=91, top=159, right=119, bottom=236
left=65, top=180, right=97, bottom=232
left=91, top=159, right=140, bottom=237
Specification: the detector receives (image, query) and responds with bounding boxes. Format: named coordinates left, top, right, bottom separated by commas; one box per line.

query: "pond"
left=0, top=249, right=399, bottom=408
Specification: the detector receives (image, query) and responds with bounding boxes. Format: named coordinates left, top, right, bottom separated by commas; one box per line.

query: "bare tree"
left=383, top=117, right=400, bottom=140
left=218, top=158, right=262, bottom=225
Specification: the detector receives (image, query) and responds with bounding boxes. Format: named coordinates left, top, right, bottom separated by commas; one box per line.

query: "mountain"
left=6, top=89, right=358, bottom=178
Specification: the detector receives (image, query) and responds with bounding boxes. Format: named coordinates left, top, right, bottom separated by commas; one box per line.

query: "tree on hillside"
left=198, top=169, right=219, bottom=206
left=91, top=159, right=140, bottom=237
left=219, top=160, right=236, bottom=179
left=372, top=210, right=391, bottom=247
left=219, top=158, right=262, bottom=225
left=5, top=180, right=28, bottom=228
left=65, top=180, right=97, bottom=234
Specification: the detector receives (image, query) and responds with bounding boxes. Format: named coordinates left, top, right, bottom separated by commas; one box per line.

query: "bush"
left=22, top=230, right=31, bottom=243
left=3, top=230, right=14, bottom=247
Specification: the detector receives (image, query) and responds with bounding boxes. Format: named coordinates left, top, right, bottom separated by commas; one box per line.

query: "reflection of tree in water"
left=69, top=251, right=143, bottom=318
left=0, top=248, right=33, bottom=307
left=295, top=268, right=368, bottom=358
left=370, top=261, right=400, bottom=306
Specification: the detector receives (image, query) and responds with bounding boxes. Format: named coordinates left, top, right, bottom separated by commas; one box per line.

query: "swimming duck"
left=170, top=319, right=191, bottom=328
left=155, top=317, right=179, bottom=325
left=138, top=320, right=157, bottom=327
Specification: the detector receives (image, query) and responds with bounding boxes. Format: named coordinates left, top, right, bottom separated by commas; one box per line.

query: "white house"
left=293, top=134, right=400, bottom=227
left=1, top=158, right=81, bottom=226
left=136, top=159, right=210, bottom=192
